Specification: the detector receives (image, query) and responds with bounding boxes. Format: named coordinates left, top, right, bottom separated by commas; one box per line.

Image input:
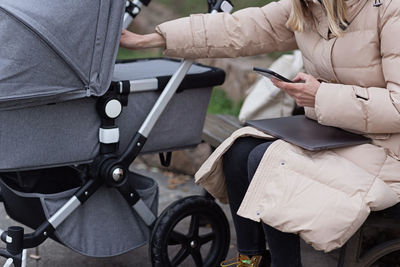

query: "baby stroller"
left=0, top=0, right=233, bottom=266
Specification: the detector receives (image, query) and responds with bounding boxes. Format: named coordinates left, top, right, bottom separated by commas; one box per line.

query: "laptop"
left=246, top=115, right=371, bottom=151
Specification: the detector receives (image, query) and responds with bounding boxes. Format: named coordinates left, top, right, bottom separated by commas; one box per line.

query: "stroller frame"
left=0, top=1, right=234, bottom=265
left=0, top=58, right=194, bottom=266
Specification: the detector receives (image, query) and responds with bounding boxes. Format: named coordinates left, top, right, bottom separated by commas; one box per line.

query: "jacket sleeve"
left=313, top=1, right=400, bottom=134
left=155, top=0, right=297, bottom=59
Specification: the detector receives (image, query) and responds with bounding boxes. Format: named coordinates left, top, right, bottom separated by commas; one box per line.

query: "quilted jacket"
left=155, top=0, right=400, bottom=251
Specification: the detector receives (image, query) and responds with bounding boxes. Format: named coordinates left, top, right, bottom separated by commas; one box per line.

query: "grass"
left=207, top=88, right=242, bottom=116
left=117, top=48, right=162, bottom=60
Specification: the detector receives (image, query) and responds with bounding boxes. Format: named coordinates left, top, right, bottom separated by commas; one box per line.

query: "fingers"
left=271, top=79, right=303, bottom=103
left=120, top=30, right=138, bottom=49
left=292, top=72, right=308, bottom=83
left=271, top=73, right=319, bottom=108
left=271, top=79, right=304, bottom=92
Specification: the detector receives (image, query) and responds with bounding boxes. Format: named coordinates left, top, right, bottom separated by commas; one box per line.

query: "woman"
left=121, top=0, right=400, bottom=266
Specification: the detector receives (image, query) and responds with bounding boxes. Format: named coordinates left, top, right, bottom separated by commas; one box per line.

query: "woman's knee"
left=247, top=142, right=273, bottom=181
left=223, top=137, right=266, bottom=184
left=223, top=137, right=255, bottom=164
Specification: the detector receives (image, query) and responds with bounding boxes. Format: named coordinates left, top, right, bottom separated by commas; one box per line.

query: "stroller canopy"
left=0, top=0, right=125, bottom=110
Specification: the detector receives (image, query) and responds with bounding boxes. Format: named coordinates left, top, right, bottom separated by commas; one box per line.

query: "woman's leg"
left=248, top=143, right=302, bottom=267
left=223, top=137, right=268, bottom=255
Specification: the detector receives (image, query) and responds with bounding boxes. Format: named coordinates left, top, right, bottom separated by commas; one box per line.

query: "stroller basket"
left=0, top=168, right=158, bottom=257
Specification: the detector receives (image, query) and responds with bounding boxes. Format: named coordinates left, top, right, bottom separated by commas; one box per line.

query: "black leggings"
left=223, top=137, right=301, bottom=267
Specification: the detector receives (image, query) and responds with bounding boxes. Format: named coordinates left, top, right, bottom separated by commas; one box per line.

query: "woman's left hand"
left=271, top=72, right=320, bottom=108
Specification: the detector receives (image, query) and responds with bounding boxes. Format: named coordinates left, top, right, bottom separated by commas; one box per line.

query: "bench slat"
left=202, top=114, right=242, bottom=148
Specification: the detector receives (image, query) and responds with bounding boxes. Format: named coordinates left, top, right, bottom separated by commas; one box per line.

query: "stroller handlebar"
left=124, top=0, right=152, bottom=28
left=209, top=0, right=233, bottom=13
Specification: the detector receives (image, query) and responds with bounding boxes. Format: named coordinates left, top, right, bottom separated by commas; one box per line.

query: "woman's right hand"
left=120, top=29, right=166, bottom=50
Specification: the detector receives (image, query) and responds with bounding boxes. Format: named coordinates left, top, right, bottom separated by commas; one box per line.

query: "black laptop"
left=246, top=115, right=371, bottom=151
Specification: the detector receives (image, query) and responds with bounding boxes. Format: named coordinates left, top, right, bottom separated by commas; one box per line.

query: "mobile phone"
left=253, top=67, right=293, bottom=83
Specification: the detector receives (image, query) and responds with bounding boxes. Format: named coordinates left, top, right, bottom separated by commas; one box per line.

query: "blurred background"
left=119, top=0, right=278, bottom=117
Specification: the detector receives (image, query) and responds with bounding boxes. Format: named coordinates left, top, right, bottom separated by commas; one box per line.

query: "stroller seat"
left=0, top=58, right=224, bottom=171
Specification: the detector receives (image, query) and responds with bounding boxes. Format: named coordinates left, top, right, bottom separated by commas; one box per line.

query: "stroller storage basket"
left=0, top=58, right=225, bottom=171
left=0, top=168, right=158, bottom=257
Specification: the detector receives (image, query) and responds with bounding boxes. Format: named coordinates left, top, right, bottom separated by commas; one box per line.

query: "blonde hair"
left=286, top=0, right=348, bottom=36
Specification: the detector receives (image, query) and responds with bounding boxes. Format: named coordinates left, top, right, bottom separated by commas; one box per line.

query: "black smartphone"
left=253, top=67, right=293, bottom=83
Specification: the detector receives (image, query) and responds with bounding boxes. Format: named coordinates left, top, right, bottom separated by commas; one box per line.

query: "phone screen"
left=253, top=67, right=293, bottom=83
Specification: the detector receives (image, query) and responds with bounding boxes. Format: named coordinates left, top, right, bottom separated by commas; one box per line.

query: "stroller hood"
left=0, top=0, right=125, bottom=110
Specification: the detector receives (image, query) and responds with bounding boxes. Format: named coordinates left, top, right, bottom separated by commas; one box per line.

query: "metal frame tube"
left=3, top=258, right=13, bottom=267
left=138, top=60, right=194, bottom=138
left=48, top=196, right=81, bottom=229
left=123, top=13, right=133, bottom=29
left=21, top=250, right=26, bottom=267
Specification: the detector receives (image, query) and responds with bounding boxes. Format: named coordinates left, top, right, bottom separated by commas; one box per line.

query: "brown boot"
left=220, top=254, right=263, bottom=267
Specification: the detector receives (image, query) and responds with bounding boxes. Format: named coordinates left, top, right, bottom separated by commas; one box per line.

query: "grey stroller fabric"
left=0, top=171, right=158, bottom=257
left=0, top=0, right=125, bottom=110
left=0, top=59, right=214, bottom=171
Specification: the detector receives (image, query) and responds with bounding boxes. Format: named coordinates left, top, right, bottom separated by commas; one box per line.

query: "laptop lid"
left=246, top=115, right=371, bottom=151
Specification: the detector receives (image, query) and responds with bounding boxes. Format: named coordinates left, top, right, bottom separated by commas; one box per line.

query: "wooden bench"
left=202, top=113, right=400, bottom=267
left=202, top=114, right=242, bottom=149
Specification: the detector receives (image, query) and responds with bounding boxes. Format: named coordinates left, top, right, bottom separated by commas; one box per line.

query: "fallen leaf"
left=29, top=254, right=41, bottom=260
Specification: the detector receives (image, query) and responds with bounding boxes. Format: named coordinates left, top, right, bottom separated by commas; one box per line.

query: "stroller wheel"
left=150, top=195, right=230, bottom=267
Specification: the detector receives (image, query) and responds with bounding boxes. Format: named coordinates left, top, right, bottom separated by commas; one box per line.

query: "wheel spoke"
left=191, top=250, right=204, bottom=267
left=199, top=232, right=216, bottom=245
left=169, top=231, right=187, bottom=245
left=171, top=247, right=190, bottom=266
left=189, top=214, right=200, bottom=237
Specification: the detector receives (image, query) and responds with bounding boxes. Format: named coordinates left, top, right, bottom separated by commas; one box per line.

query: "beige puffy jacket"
left=156, top=0, right=400, bottom=251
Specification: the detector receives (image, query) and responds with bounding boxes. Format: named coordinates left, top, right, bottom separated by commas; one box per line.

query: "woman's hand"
left=120, top=29, right=166, bottom=50
left=271, top=72, right=320, bottom=108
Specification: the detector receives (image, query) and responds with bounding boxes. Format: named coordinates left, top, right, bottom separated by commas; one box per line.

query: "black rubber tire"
left=150, top=195, right=230, bottom=267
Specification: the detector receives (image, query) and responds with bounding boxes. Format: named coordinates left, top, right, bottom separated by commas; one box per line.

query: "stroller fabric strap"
left=99, top=128, right=120, bottom=144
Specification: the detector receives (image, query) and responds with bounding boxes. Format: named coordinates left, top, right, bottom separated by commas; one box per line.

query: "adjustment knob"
left=105, top=99, right=122, bottom=119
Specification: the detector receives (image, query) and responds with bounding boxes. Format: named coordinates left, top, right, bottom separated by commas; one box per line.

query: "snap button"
left=280, top=161, right=285, bottom=166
